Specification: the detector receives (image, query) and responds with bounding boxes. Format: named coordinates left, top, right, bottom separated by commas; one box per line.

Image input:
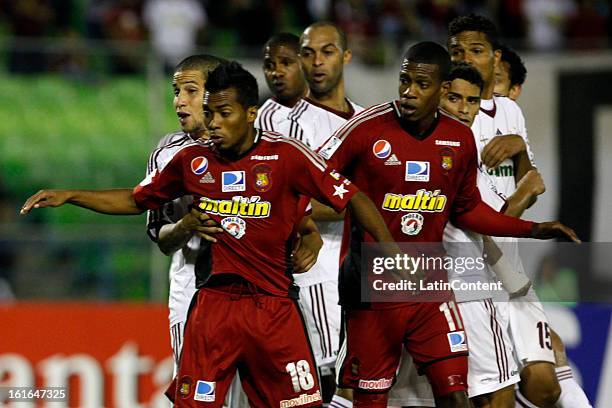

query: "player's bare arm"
left=347, top=191, right=394, bottom=244
left=157, top=208, right=224, bottom=255
left=504, top=169, right=545, bottom=217
left=20, top=188, right=141, bottom=215
left=292, top=215, right=323, bottom=274
left=310, top=198, right=346, bottom=221
left=513, top=149, right=536, bottom=184
left=481, top=134, right=531, bottom=169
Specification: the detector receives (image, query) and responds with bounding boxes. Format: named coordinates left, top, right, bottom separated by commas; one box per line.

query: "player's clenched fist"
left=20, top=189, right=72, bottom=215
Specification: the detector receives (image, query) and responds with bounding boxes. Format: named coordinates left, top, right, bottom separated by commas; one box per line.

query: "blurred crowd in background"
left=1, top=0, right=612, bottom=75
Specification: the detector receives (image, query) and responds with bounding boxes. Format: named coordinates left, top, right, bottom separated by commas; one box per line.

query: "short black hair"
left=174, top=55, right=225, bottom=80
left=263, top=33, right=300, bottom=55
left=499, top=44, right=527, bottom=86
left=301, top=21, right=348, bottom=51
left=206, top=61, right=259, bottom=108
left=402, top=41, right=451, bottom=81
left=448, top=62, right=484, bottom=92
left=448, top=14, right=500, bottom=50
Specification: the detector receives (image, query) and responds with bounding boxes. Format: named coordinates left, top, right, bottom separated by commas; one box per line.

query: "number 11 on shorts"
left=285, top=360, right=315, bottom=392
left=439, top=301, right=463, bottom=331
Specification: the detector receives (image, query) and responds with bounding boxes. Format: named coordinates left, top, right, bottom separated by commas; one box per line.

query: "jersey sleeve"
left=286, top=141, right=358, bottom=212
left=317, top=115, right=368, bottom=175
left=451, top=130, right=482, bottom=216
left=515, top=104, right=536, bottom=166
left=144, top=143, right=174, bottom=241
left=134, top=152, right=186, bottom=211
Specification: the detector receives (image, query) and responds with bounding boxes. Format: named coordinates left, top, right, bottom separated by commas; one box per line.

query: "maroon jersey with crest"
left=134, top=130, right=357, bottom=297
left=318, top=102, right=481, bottom=307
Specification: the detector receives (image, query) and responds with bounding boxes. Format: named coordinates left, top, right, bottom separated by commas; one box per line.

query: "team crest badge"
left=179, top=376, right=193, bottom=398
left=252, top=163, right=272, bottom=192
left=439, top=147, right=455, bottom=172
left=401, top=213, right=424, bottom=235
left=221, top=217, right=246, bottom=239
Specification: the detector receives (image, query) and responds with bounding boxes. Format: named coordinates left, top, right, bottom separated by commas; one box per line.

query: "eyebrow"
left=211, top=103, right=231, bottom=109
left=173, top=80, right=200, bottom=86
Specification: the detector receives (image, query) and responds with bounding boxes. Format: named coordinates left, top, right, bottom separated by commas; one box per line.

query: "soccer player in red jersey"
left=21, top=61, right=399, bottom=408
left=318, top=42, right=579, bottom=408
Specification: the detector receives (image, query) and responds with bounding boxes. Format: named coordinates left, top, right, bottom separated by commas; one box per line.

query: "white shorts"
left=459, top=299, right=519, bottom=397
left=505, top=288, right=556, bottom=367
left=388, top=351, right=435, bottom=407
left=298, top=280, right=341, bottom=372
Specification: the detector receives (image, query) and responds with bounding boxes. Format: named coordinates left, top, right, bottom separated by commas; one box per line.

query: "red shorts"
left=338, top=301, right=468, bottom=397
left=174, top=285, right=322, bottom=407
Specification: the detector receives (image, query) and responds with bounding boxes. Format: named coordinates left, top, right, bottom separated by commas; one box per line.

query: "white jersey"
left=146, top=131, right=201, bottom=327
left=254, top=98, right=293, bottom=133
left=444, top=96, right=535, bottom=301
left=286, top=97, right=364, bottom=286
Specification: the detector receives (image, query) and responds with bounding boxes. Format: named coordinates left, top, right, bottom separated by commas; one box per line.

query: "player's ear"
left=493, top=48, right=502, bottom=70
left=342, top=49, right=352, bottom=65
left=246, top=106, right=258, bottom=124
left=509, top=84, right=522, bottom=101
left=442, top=80, right=451, bottom=94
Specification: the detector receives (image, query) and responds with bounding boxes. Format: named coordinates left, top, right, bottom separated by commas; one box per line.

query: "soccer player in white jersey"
left=255, top=33, right=307, bottom=132
left=447, top=14, right=590, bottom=408
left=291, top=22, right=364, bottom=407
left=494, top=44, right=593, bottom=408
left=146, top=54, right=224, bottom=377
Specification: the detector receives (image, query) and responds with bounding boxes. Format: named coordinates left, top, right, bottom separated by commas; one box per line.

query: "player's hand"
left=20, top=189, right=72, bottom=215
left=179, top=208, right=223, bottom=243
left=532, top=222, right=581, bottom=243
left=481, top=134, right=526, bottom=169
left=292, top=234, right=323, bottom=274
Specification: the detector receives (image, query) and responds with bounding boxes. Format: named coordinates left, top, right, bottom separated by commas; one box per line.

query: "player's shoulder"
left=339, top=101, right=396, bottom=132
left=493, top=95, right=524, bottom=116
left=155, top=131, right=189, bottom=150
left=259, top=130, right=326, bottom=165
left=348, top=98, right=365, bottom=115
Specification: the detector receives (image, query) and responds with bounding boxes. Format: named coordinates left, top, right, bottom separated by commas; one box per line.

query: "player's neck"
left=307, top=81, right=349, bottom=113
left=227, top=127, right=257, bottom=159
left=190, top=129, right=206, bottom=140
left=481, top=80, right=495, bottom=100
left=275, top=90, right=306, bottom=108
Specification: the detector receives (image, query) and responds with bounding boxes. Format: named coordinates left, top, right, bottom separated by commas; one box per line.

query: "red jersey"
left=319, top=102, right=481, bottom=306
left=134, top=130, right=358, bottom=298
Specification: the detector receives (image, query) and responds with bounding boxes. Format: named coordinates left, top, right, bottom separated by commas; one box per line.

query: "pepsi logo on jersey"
left=372, top=140, right=392, bottom=159
left=191, top=157, right=208, bottom=175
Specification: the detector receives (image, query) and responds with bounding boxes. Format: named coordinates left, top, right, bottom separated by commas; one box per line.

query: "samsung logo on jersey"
left=250, top=154, right=279, bottom=161
left=435, top=140, right=460, bottom=147
left=382, top=189, right=447, bottom=212
left=198, top=195, right=271, bottom=218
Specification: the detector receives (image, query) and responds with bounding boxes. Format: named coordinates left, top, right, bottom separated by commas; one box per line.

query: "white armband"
left=490, top=254, right=531, bottom=298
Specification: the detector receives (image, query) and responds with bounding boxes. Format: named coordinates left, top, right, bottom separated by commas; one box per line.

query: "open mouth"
left=177, top=112, right=190, bottom=125
left=312, top=72, right=326, bottom=82
left=400, top=103, right=417, bottom=115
